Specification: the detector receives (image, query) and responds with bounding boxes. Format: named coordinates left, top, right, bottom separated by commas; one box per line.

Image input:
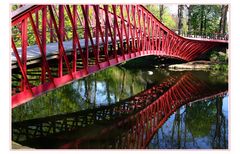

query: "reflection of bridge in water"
left=12, top=73, right=227, bottom=149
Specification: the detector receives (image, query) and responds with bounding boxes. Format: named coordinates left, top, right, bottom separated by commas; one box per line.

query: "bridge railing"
left=182, top=33, right=228, bottom=40
left=171, top=29, right=228, bottom=40
left=11, top=5, right=227, bottom=108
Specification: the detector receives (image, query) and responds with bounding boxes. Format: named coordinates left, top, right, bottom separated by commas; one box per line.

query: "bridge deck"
left=12, top=36, right=121, bottom=63
left=12, top=35, right=227, bottom=64
left=183, top=36, right=228, bottom=43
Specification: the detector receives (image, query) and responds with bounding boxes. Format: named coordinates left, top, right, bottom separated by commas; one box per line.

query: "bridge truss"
left=11, top=5, right=228, bottom=108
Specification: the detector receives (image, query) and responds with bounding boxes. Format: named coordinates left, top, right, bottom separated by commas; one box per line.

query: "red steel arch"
left=11, top=5, right=228, bottom=108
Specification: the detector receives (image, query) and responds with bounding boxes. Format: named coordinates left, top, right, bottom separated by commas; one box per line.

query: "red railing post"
left=157, top=26, right=161, bottom=53
left=81, top=5, right=100, bottom=67
left=72, top=5, right=77, bottom=73
left=161, top=31, right=165, bottom=52
left=119, top=5, right=128, bottom=57
left=146, top=15, right=150, bottom=53
left=137, top=7, right=142, bottom=52
left=103, top=5, right=114, bottom=63
left=28, top=12, right=55, bottom=84
left=126, top=5, right=134, bottom=54
left=155, top=25, right=159, bottom=51
left=12, top=39, right=32, bottom=93
left=112, top=5, right=125, bottom=58
left=93, top=5, right=105, bottom=62
left=120, top=5, right=129, bottom=55
left=151, top=20, right=155, bottom=52
left=147, top=15, right=151, bottom=53
left=170, top=36, right=178, bottom=56
left=120, top=6, right=124, bottom=49
left=183, top=43, right=204, bottom=60
left=48, top=6, right=73, bottom=77
left=176, top=40, right=190, bottom=56
left=142, top=13, right=146, bottom=53
left=58, top=5, right=64, bottom=77
left=132, top=5, right=137, bottom=55
left=164, top=32, right=169, bottom=53
left=21, top=17, right=28, bottom=91
left=182, top=40, right=194, bottom=54
left=167, top=34, right=172, bottom=55
left=83, top=5, right=89, bottom=68
left=94, top=5, right=100, bottom=65
left=172, top=38, right=183, bottom=55
left=41, top=7, right=47, bottom=83
left=64, top=5, right=87, bottom=71
left=112, top=5, right=118, bottom=61
left=157, top=25, right=161, bottom=52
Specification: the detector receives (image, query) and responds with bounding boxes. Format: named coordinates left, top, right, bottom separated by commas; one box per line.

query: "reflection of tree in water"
left=13, top=66, right=169, bottom=122
left=211, top=97, right=227, bottom=148
left=12, top=82, right=84, bottom=122
left=148, top=96, right=228, bottom=149
left=71, top=66, right=172, bottom=107
left=79, top=66, right=148, bottom=105
left=186, top=101, right=216, bottom=139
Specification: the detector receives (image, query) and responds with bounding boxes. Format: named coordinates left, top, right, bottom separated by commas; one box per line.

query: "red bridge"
left=11, top=5, right=228, bottom=108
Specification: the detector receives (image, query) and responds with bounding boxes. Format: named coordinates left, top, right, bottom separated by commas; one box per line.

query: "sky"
left=165, top=4, right=178, bottom=15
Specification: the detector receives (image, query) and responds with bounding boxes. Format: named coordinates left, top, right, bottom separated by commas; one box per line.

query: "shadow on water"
left=12, top=66, right=228, bottom=149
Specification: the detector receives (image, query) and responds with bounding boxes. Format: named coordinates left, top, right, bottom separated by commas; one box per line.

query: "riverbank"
left=168, top=60, right=212, bottom=71
left=12, top=142, right=32, bottom=149
left=168, top=60, right=228, bottom=72
left=122, top=56, right=228, bottom=72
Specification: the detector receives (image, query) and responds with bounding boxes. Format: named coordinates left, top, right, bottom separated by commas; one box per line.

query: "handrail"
left=11, top=5, right=43, bottom=25
left=139, top=5, right=175, bottom=35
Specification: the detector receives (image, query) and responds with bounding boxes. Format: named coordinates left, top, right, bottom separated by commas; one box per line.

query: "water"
left=12, top=65, right=228, bottom=149
left=147, top=96, right=228, bottom=149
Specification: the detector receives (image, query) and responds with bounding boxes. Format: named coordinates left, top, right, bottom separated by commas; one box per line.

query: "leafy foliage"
left=145, top=5, right=177, bottom=30
left=186, top=101, right=217, bottom=137
left=12, top=66, right=148, bottom=121
left=188, top=5, right=224, bottom=36
left=209, top=50, right=228, bottom=75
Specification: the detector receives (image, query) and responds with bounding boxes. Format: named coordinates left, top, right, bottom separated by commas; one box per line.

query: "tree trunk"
left=204, top=14, right=207, bottom=36
left=159, top=5, right=164, bottom=21
left=187, top=5, right=193, bottom=35
left=200, top=5, right=205, bottom=36
left=178, top=5, right=184, bottom=35
left=219, top=5, right=228, bottom=34
left=106, top=81, right=111, bottom=105
left=213, top=97, right=223, bottom=148
left=204, top=6, right=211, bottom=37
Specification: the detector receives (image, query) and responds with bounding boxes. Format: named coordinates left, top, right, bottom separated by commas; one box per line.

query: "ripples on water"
left=12, top=66, right=228, bottom=149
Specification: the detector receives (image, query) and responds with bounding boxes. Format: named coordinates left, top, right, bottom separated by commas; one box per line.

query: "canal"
left=12, top=63, right=228, bottom=149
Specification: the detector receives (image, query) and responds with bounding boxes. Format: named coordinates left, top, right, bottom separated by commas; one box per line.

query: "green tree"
left=145, top=5, right=177, bottom=30
left=159, top=5, right=165, bottom=21
left=187, top=5, right=222, bottom=36
left=178, top=5, right=184, bottom=35
left=219, top=5, right=228, bottom=35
